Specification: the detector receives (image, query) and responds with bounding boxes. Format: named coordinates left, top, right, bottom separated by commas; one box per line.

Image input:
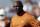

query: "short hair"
left=15, top=1, right=23, bottom=8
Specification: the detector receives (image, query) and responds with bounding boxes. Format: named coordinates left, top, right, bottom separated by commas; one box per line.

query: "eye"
left=1, top=15, right=4, bottom=16
left=13, top=6, right=19, bottom=7
left=16, top=6, right=19, bottom=7
left=13, top=6, right=15, bottom=7
left=0, top=15, right=4, bottom=16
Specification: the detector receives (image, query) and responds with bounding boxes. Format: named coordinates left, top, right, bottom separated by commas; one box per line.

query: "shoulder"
left=5, top=18, right=10, bottom=24
left=25, top=12, right=33, bottom=17
left=25, top=13, right=37, bottom=22
left=25, top=12, right=35, bottom=19
left=5, top=18, right=10, bottom=21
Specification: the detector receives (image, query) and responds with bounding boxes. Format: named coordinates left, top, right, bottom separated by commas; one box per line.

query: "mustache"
left=14, top=9, right=19, bottom=11
left=13, top=9, right=19, bottom=13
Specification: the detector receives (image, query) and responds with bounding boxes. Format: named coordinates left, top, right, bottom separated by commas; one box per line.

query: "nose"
left=14, top=7, right=17, bottom=9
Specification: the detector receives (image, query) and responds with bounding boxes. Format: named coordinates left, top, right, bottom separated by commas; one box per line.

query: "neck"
left=17, top=10, right=26, bottom=16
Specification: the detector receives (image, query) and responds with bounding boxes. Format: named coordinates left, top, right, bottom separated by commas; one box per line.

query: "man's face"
left=33, top=8, right=40, bottom=16
left=13, top=2, right=22, bottom=13
left=0, top=9, right=5, bottom=20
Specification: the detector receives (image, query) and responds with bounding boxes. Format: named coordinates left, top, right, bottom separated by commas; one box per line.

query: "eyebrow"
left=13, top=6, right=19, bottom=7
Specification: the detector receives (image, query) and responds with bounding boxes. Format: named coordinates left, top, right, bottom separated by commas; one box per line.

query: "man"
left=0, top=8, right=10, bottom=27
left=10, top=1, right=38, bottom=27
left=32, top=4, right=40, bottom=27
left=32, top=4, right=40, bottom=18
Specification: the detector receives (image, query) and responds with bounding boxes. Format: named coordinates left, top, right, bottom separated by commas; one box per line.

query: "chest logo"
left=21, top=21, right=24, bottom=23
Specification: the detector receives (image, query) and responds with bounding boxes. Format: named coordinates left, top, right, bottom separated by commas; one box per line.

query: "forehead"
left=33, top=8, right=39, bottom=10
left=13, top=2, right=19, bottom=6
left=33, top=8, right=39, bottom=11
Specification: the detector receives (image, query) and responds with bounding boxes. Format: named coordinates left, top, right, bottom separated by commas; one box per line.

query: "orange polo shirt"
left=10, top=12, right=39, bottom=27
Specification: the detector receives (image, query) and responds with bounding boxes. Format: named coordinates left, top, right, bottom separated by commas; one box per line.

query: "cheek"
left=0, top=16, right=2, bottom=17
left=13, top=8, right=16, bottom=10
left=17, top=7, right=19, bottom=9
left=35, top=11, right=39, bottom=15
